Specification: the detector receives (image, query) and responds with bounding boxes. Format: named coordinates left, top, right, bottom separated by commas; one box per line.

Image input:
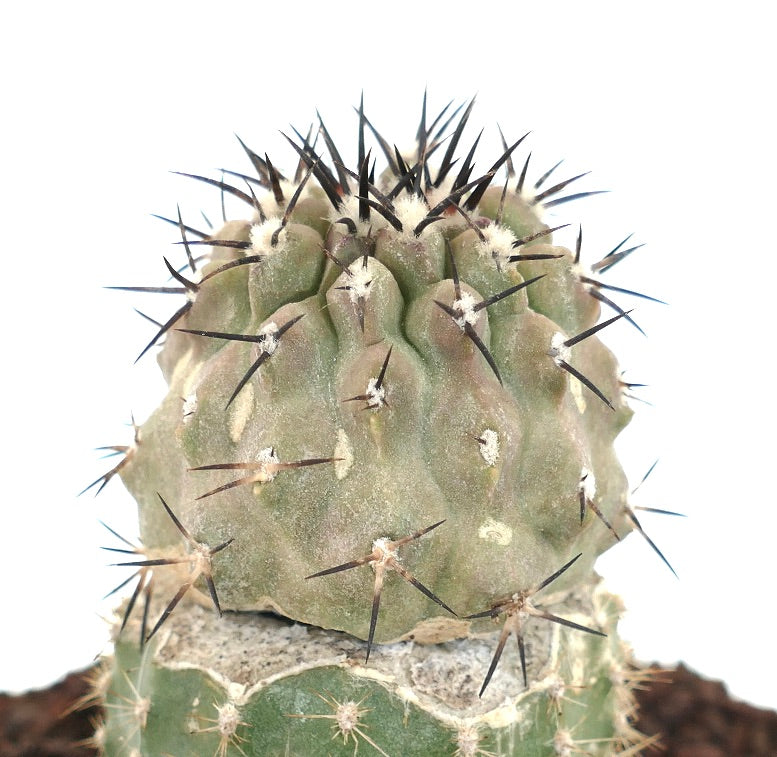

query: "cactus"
left=88, top=95, right=668, bottom=755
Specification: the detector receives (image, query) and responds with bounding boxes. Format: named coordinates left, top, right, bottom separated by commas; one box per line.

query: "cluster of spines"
left=86, top=95, right=681, bottom=713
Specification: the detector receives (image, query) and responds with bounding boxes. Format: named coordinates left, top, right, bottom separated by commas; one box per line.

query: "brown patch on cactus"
left=465, top=554, right=605, bottom=696
left=306, top=520, right=457, bottom=661
left=286, top=691, right=390, bottom=757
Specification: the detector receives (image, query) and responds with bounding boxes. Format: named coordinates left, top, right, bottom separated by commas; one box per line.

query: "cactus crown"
left=91, top=94, right=671, bottom=755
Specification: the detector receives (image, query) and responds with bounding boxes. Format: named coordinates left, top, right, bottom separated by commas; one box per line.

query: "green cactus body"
left=94, top=97, right=659, bottom=755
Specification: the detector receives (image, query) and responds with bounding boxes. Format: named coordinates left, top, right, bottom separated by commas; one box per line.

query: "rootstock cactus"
left=87, top=95, right=673, bottom=755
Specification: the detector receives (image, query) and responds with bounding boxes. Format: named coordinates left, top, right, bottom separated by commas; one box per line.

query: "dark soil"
left=634, top=663, right=777, bottom=756
left=1, top=663, right=775, bottom=756
left=0, top=671, right=99, bottom=757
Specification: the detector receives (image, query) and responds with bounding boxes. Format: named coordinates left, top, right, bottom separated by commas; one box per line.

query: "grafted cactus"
left=88, top=96, right=669, bottom=755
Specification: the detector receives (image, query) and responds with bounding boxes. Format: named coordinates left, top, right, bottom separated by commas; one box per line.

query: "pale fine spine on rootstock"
left=84, top=94, right=678, bottom=756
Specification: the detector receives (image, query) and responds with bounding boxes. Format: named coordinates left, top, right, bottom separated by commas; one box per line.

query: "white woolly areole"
left=215, top=702, right=242, bottom=737
left=331, top=194, right=440, bottom=242
left=192, top=541, right=215, bottom=574
left=249, top=217, right=285, bottom=254
left=364, top=377, right=386, bottom=409
left=334, top=700, right=361, bottom=735
left=580, top=468, right=596, bottom=499
left=455, top=724, right=483, bottom=756
left=372, top=537, right=398, bottom=567
left=571, top=375, right=587, bottom=414
left=346, top=260, right=373, bottom=304
left=182, top=392, right=197, bottom=423
left=477, top=223, right=518, bottom=263
left=393, top=195, right=435, bottom=239
left=255, top=447, right=280, bottom=482
left=258, top=322, right=279, bottom=355
left=548, top=331, right=570, bottom=364
left=452, top=291, right=479, bottom=330
left=477, top=428, right=499, bottom=466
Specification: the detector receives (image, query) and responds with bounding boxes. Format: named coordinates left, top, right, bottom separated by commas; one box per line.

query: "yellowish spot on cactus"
left=570, top=374, right=587, bottom=413
left=228, top=383, right=253, bottom=442
left=477, top=518, right=513, bottom=546
left=334, top=428, right=353, bottom=479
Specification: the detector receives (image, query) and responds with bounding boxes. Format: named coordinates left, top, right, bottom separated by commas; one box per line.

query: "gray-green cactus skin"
left=91, top=98, right=662, bottom=755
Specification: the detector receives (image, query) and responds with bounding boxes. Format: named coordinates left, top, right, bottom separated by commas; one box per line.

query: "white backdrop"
left=2, top=2, right=775, bottom=711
